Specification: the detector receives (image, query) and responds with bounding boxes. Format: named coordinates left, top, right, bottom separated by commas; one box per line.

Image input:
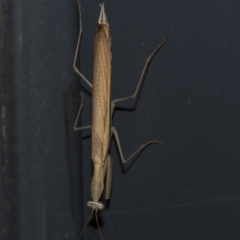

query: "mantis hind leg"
left=73, top=0, right=92, bottom=88
left=73, top=93, right=92, bottom=131
left=111, top=35, right=169, bottom=116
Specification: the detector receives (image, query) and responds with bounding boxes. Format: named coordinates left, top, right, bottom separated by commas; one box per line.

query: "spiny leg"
left=111, top=127, right=162, bottom=164
left=111, top=35, right=169, bottom=116
left=74, top=0, right=92, bottom=88
left=73, top=93, right=92, bottom=131
left=103, top=155, right=113, bottom=200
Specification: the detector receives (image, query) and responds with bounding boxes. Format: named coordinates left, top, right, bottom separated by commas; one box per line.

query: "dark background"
left=1, top=0, right=240, bottom=239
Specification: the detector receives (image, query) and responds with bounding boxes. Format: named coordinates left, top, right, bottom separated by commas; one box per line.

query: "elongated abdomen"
left=91, top=20, right=112, bottom=165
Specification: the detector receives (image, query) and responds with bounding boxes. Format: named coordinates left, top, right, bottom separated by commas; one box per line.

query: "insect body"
left=90, top=8, right=112, bottom=211
left=73, top=2, right=169, bottom=239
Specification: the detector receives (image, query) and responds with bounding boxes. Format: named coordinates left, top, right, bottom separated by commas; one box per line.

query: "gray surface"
left=1, top=0, right=240, bottom=240
left=1, top=0, right=83, bottom=239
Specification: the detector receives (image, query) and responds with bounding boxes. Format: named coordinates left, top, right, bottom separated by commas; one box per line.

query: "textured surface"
left=92, top=23, right=111, bottom=164
left=0, top=0, right=240, bottom=240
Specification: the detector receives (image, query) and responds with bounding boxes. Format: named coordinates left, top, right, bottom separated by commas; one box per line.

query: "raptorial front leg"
left=103, top=155, right=113, bottom=200
left=111, top=127, right=162, bottom=164
left=74, top=93, right=92, bottom=131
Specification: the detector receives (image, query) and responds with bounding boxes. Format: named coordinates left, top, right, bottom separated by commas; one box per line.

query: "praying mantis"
left=73, top=1, right=169, bottom=239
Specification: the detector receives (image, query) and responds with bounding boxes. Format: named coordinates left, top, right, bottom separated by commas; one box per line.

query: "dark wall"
left=0, top=0, right=83, bottom=239
left=0, top=0, right=240, bottom=240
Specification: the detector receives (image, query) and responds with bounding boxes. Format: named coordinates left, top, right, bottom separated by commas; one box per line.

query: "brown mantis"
left=73, top=1, right=169, bottom=239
